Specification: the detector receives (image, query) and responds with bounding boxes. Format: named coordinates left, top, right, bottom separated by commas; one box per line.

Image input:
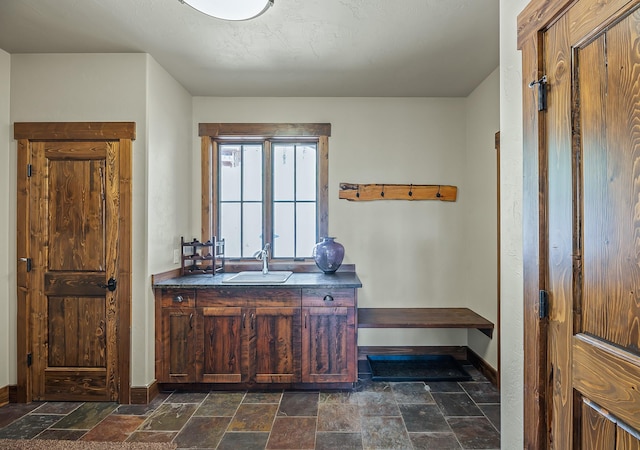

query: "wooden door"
left=520, top=1, right=640, bottom=447
left=198, top=306, right=245, bottom=383
left=301, top=306, right=355, bottom=383
left=15, top=122, right=134, bottom=403
left=252, top=307, right=301, bottom=384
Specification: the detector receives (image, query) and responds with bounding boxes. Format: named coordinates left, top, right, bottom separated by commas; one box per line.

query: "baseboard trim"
left=466, top=346, right=499, bottom=387
left=358, top=345, right=498, bottom=387
left=0, top=386, right=8, bottom=407
left=130, top=380, right=159, bottom=405
left=8, top=386, right=17, bottom=403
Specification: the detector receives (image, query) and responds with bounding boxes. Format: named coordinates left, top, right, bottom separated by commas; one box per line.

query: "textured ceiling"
left=0, top=0, right=499, bottom=97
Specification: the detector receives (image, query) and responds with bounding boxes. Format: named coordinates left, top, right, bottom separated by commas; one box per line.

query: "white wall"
left=0, top=49, right=11, bottom=391
left=9, top=53, right=149, bottom=384
left=142, top=56, right=193, bottom=385
left=192, top=96, right=499, bottom=358
left=500, top=0, right=527, bottom=447
left=464, top=67, right=500, bottom=367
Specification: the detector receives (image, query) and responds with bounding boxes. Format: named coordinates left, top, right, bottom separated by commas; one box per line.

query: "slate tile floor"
left=0, top=362, right=500, bottom=449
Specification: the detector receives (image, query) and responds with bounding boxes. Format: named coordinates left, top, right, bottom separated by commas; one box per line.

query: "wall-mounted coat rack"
left=339, top=183, right=457, bottom=202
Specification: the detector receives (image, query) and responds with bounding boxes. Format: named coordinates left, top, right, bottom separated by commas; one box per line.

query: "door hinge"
left=27, top=353, right=32, bottom=367
left=529, top=75, right=548, bottom=111
left=539, top=290, right=549, bottom=319
left=27, top=164, right=32, bottom=177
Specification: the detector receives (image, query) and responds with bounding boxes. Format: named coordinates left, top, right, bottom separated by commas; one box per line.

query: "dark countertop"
left=153, top=272, right=362, bottom=289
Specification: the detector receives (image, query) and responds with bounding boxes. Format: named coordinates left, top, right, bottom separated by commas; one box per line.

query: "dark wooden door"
left=542, top=3, right=640, bottom=448
left=301, top=306, right=355, bottom=383
left=162, top=308, right=196, bottom=382
left=252, top=307, right=300, bottom=384
left=16, top=122, right=133, bottom=403
left=198, top=306, right=245, bottom=383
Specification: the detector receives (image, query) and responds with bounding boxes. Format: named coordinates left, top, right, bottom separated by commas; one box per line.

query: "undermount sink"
left=223, top=271, right=293, bottom=284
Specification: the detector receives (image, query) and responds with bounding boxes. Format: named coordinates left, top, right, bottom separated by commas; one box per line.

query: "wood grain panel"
left=117, top=137, right=132, bottom=404
left=581, top=400, right=616, bottom=450
left=318, top=135, right=329, bottom=238
left=14, top=122, right=135, bottom=140
left=302, top=288, right=355, bottom=307
left=44, top=369, right=108, bottom=401
left=600, top=9, right=640, bottom=350
left=573, top=334, right=640, bottom=431
left=197, top=288, right=300, bottom=307
left=199, top=123, right=331, bottom=138
left=47, top=297, right=106, bottom=368
left=202, top=136, right=213, bottom=241
left=545, top=13, right=575, bottom=450
left=520, top=29, right=549, bottom=450
left=30, top=140, right=48, bottom=400
left=518, top=0, right=572, bottom=49
left=569, top=0, right=640, bottom=45
left=44, top=141, right=108, bottom=160
left=16, top=139, right=30, bottom=403
left=44, top=272, right=106, bottom=296
left=618, top=426, right=640, bottom=449
left=199, top=307, right=243, bottom=383
left=357, top=308, right=493, bottom=338
left=253, top=307, right=300, bottom=383
left=579, top=33, right=610, bottom=349
left=169, top=313, right=193, bottom=377
left=48, top=159, right=105, bottom=271
left=302, top=307, right=354, bottom=382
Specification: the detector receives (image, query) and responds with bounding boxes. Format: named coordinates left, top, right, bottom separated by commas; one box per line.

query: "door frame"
left=15, top=122, right=135, bottom=404
left=518, top=1, right=640, bottom=448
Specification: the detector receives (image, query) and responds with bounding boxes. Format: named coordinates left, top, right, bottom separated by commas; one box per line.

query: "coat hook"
left=356, top=185, right=360, bottom=198
left=380, top=184, right=385, bottom=197
left=436, top=185, right=441, bottom=198
left=408, top=184, right=413, bottom=197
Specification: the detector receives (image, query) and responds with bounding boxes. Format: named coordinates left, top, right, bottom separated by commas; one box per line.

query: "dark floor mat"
left=367, top=355, right=472, bottom=382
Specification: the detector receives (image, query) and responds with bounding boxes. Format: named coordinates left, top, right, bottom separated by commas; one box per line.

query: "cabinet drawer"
left=198, top=288, right=300, bottom=307
left=302, top=288, right=355, bottom=307
left=161, top=289, right=195, bottom=307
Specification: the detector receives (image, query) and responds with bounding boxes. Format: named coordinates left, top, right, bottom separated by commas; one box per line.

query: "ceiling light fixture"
left=179, top=0, right=274, bottom=21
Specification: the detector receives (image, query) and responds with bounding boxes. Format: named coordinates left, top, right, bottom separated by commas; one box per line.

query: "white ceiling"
left=0, top=0, right=499, bottom=97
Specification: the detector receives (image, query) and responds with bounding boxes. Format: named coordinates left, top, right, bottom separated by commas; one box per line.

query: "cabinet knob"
left=323, top=294, right=334, bottom=302
left=174, top=295, right=184, bottom=303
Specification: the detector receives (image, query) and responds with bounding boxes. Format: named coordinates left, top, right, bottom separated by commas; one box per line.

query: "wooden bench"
left=357, top=307, right=494, bottom=338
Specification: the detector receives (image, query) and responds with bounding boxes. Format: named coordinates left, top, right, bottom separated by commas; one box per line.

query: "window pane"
left=220, top=203, right=241, bottom=257
left=273, top=202, right=294, bottom=258
left=219, top=145, right=241, bottom=202
left=296, top=202, right=316, bottom=257
left=243, top=145, right=262, bottom=202
left=273, top=144, right=295, bottom=201
left=242, top=203, right=262, bottom=258
left=296, top=145, right=317, bottom=201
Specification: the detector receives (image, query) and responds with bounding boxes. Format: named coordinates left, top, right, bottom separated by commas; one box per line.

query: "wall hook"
left=408, top=184, right=413, bottom=197
left=436, top=185, right=441, bottom=198
left=380, top=184, right=385, bottom=197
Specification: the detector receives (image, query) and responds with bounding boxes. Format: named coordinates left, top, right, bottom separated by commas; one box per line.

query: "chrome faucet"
left=255, top=243, right=271, bottom=275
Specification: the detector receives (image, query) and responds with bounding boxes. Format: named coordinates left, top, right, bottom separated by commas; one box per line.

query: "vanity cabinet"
left=154, top=273, right=360, bottom=388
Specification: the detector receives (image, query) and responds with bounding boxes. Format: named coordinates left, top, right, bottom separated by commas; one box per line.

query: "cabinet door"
left=252, top=307, right=301, bottom=384
left=161, top=308, right=196, bottom=382
left=198, top=307, right=246, bottom=383
left=302, top=306, right=356, bottom=383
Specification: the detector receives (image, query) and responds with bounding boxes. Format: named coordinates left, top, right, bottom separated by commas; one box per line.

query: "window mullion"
left=263, top=140, right=273, bottom=256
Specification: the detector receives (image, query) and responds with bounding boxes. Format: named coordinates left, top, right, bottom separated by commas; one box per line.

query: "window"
left=200, top=123, right=330, bottom=263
